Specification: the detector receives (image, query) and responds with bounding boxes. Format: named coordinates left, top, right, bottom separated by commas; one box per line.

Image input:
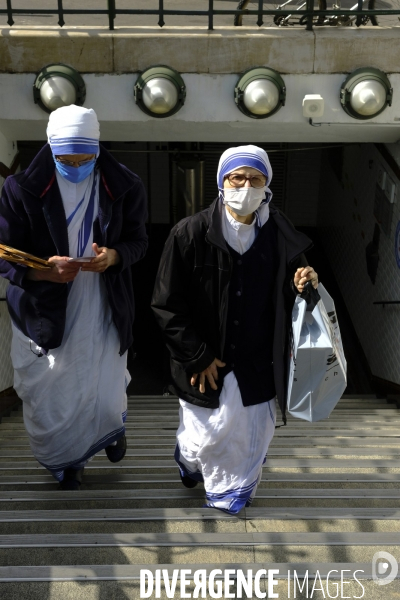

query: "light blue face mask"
left=55, top=158, right=96, bottom=183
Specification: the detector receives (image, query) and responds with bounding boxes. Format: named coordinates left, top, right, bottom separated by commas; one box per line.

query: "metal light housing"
left=234, top=67, right=286, bottom=119
left=340, top=67, right=393, bottom=120
left=33, top=64, right=86, bottom=113
left=134, top=65, right=186, bottom=118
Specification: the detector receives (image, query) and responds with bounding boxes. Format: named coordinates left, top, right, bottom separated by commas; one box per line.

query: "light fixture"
left=340, top=68, right=393, bottom=120
left=303, top=94, right=324, bottom=118
left=234, top=67, right=286, bottom=119
left=134, top=65, right=186, bottom=118
left=33, top=64, right=86, bottom=113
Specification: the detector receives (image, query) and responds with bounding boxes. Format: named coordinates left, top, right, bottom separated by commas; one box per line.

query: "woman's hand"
left=191, top=358, right=226, bottom=394
left=26, top=256, right=80, bottom=283
left=294, top=266, right=318, bottom=293
left=80, top=243, right=120, bottom=273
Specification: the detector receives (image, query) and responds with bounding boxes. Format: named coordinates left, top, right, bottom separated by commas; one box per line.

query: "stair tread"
left=0, top=472, right=398, bottom=483
left=0, top=507, right=399, bottom=521
left=0, top=458, right=397, bottom=469
left=0, top=562, right=396, bottom=581
left=0, top=487, right=398, bottom=501
left=2, top=392, right=399, bottom=583
left=0, top=531, right=398, bottom=547
left=2, top=447, right=400, bottom=458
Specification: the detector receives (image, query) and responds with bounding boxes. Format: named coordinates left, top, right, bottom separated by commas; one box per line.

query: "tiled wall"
left=318, top=143, right=400, bottom=386
left=0, top=136, right=18, bottom=393
left=0, top=278, right=13, bottom=392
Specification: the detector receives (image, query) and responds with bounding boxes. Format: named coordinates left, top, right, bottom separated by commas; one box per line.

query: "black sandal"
left=105, top=434, right=127, bottom=463
left=60, top=467, right=84, bottom=490
left=179, top=471, right=198, bottom=488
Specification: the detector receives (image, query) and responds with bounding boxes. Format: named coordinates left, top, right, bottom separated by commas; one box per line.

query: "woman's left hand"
left=79, top=243, right=120, bottom=273
left=294, top=266, right=318, bottom=293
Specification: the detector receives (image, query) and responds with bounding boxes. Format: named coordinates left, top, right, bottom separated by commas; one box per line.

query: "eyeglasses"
left=55, top=157, right=95, bottom=168
left=226, top=173, right=267, bottom=189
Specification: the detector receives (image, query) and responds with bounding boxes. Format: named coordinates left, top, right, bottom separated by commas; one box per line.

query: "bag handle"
left=301, top=280, right=321, bottom=311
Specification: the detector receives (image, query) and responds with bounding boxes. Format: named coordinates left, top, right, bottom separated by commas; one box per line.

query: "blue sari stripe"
left=66, top=196, right=85, bottom=226
left=50, top=137, right=99, bottom=155
left=204, top=476, right=260, bottom=515
left=77, top=174, right=96, bottom=257
left=174, top=443, right=204, bottom=482
left=41, top=417, right=127, bottom=481
left=66, top=173, right=97, bottom=258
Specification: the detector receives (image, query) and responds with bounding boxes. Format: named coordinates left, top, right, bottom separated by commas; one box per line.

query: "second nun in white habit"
left=152, top=145, right=318, bottom=514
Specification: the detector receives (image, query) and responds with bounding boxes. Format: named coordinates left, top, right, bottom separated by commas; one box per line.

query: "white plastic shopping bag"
left=287, top=283, right=347, bottom=422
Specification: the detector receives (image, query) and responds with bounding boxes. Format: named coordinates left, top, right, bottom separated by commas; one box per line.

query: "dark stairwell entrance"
left=16, top=140, right=376, bottom=397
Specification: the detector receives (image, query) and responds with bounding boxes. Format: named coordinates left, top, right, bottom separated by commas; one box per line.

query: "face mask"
left=55, top=159, right=96, bottom=183
left=223, top=186, right=266, bottom=216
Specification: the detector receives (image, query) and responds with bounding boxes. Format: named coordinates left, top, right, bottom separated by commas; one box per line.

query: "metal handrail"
left=1, top=0, right=400, bottom=31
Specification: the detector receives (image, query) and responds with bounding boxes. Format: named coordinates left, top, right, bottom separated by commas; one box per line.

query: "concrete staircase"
left=0, top=394, right=399, bottom=599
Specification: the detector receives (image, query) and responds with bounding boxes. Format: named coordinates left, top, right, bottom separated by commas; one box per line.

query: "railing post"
left=6, top=0, right=14, bottom=26
left=107, top=0, right=116, bottom=30
left=158, top=0, right=165, bottom=27
left=209, top=0, right=214, bottom=30
left=257, top=0, right=264, bottom=26
left=356, top=0, right=363, bottom=26
left=57, top=0, right=65, bottom=27
left=305, top=0, right=314, bottom=30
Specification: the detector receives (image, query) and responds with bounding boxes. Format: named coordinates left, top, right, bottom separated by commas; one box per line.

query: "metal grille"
left=203, top=142, right=288, bottom=211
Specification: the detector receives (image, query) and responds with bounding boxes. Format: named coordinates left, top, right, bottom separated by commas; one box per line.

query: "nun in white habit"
left=3, top=105, right=148, bottom=489
left=152, top=145, right=318, bottom=514
left=175, top=147, right=277, bottom=513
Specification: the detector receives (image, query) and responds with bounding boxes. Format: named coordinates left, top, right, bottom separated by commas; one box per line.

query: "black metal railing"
left=1, top=1, right=400, bottom=31
left=373, top=301, right=400, bottom=307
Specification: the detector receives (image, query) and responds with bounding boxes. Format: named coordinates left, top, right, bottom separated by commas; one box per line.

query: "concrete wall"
left=2, top=72, right=400, bottom=145
left=318, top=143, right=400, bottom=387
left=1, top=27, right=400, bottom=76
left=1, top=28, right=400, bottom=144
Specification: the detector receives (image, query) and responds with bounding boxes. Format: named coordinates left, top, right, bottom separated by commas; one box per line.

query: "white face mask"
left=223, top=186, right=266, bottom=216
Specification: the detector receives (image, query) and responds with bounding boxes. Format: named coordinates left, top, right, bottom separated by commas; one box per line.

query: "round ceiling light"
left=33, top=64, right=86, bottom=113
left=340, top=68, right=393, bottom=120
left=134, top=65, right=186, bottom=118
left=235, top=67, right=286, bottom=119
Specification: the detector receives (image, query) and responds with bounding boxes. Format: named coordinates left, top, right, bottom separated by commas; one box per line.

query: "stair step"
left=2, top=437, right=400, bottom=448
left=2, top=393, right=399, bottom=589
left=1, top=507, right=400, bottom=522
left=0, top=417, right=400, bottom=432
left=0, top=458, right=398, bottom=471
left=0, top=531, right=398, bottom=547
left=0, top=472, right=398, bottom=485
left=1, top=487, right=399, bottom=502
left=2, top=447, right=400, bottom=459
left=0, top=562, right=393, bottom=582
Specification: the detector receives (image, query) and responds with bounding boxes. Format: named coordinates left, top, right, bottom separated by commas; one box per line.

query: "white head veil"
left=47, top=105, right=100, bottom=156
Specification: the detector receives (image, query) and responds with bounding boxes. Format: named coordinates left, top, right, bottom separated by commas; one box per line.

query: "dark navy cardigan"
left=221, top=218, right=279, bottom=405
left=0, top=143, right=148, bottom=354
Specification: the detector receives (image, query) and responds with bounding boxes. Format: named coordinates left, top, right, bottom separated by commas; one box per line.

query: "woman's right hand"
left=191, top=358, right=226, bottom=394
left=26, top=256, right=81, bottom=283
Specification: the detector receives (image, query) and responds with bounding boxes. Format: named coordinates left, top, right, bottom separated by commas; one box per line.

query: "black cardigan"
left=151, top=198, right=312, bottom=421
